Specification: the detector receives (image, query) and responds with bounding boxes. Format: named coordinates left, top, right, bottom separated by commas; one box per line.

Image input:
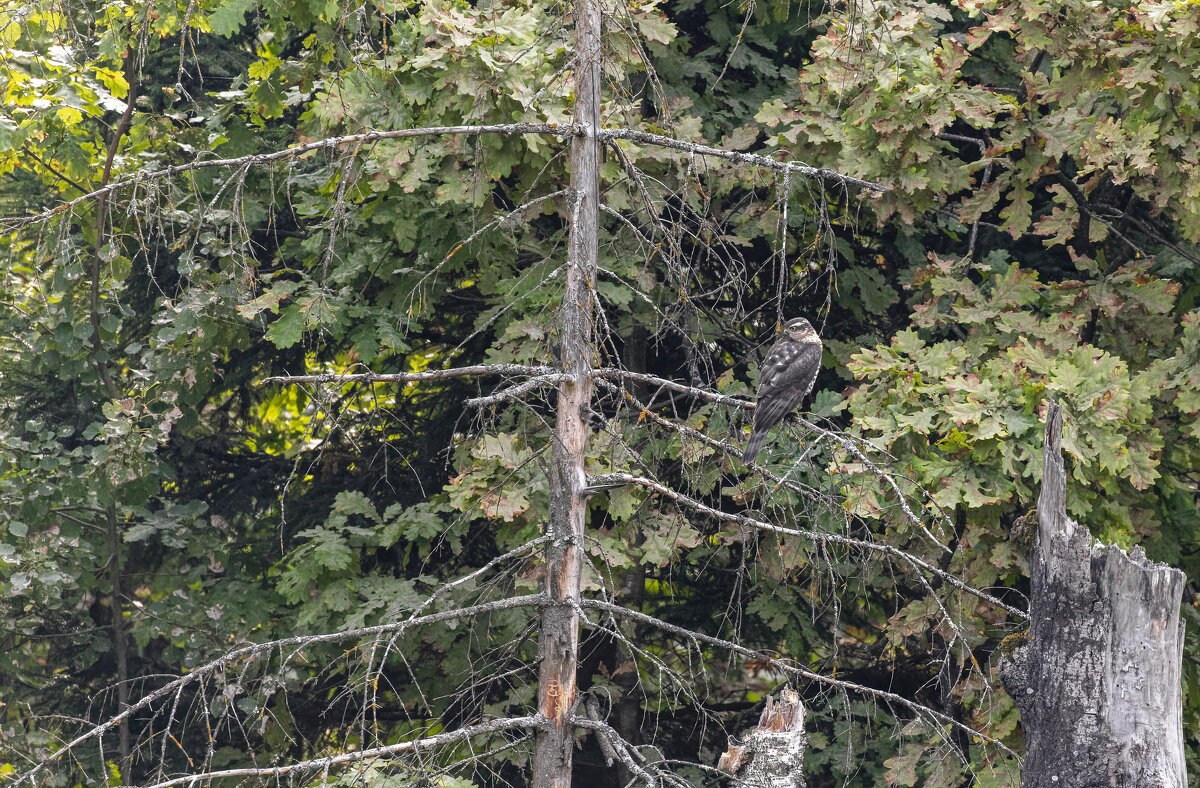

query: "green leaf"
left=884, top=752, right=920, bottom=787
left=265, top=305, right=305, bottom=348
left=55, top=107, right=82, bottom=126
left=330, top=491, right=380, bottom=523
left=124, top=523, right=157, bottom=542
left=207, top=0, right=258, bottom=37
left=606, top=486, right=639, bottom=522
left=237, top=280, right=299, bottom=319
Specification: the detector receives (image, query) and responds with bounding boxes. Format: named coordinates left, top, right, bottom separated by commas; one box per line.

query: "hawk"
left=742, top=317, right=822, bottom=463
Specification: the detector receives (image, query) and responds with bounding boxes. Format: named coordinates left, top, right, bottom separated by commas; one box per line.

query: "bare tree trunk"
left=104, top=502, right=132, bottom=777
left=1001, top=402, right=1186, bottom=788
left=531, top=0, right=600, bottom=783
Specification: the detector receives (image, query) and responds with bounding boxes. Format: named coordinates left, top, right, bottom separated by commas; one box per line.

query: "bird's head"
left=783, top=317, right=819, bottom=343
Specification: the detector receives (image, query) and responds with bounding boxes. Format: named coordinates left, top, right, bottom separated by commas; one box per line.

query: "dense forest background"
left=0, top=0, right=1197, bottom=784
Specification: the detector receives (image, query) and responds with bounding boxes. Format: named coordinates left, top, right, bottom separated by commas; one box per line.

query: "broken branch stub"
left=717, top=689, right=807, bottom=788
left=1000, top=402, right=1186, bottom=788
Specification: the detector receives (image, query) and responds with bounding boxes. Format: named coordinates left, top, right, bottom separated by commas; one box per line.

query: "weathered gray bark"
left=530, top=0, right=600, bottom=784
left=1000, top=403, right=1186, bottom=788
left=717, top=689, right=807, bottom=788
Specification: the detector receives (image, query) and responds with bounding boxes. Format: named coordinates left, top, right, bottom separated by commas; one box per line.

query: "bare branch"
left=573, top=716, right=677, bottom=788
left=2, top=124, right=580, bottom=232
left=592, top=368, right=953, bottom=544
left=580, top=697, right=625, bottom=769
left=805, top=420, right=955, bottom=548
left=405, top=538, right=549, bottom=623
left=130, top=716, right=544, bottom=788
left=262, top=364, right=557, bottom=386
left=586, top=472, right=1026, bottom=620
left=579, top=600, right=1021, bottom=760
left=591, top=367, right=753, bottom=409
left=593, top=377, right=827, bottom=503
left=599, top=128, right=889, bottom=193
left=467, top=374, right=572, bottom=407
left=11, top=594, right=548, bottom=786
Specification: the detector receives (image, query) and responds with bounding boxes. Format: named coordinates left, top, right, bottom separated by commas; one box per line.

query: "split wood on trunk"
left=530, top=0, right=601, bottom=782
left=1000, top=402, right=1186, bottom=788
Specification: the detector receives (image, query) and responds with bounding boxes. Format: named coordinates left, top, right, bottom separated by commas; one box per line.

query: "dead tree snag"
left=1001, top=403, right=1186, bottom=788
left=530, top=0, right=601, bottom=784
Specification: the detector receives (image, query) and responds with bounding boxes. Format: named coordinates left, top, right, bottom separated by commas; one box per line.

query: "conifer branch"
left=586, top=472, right=1025, bottom=619
left=133, top=716, right=544, bottom=788
left=579, top=599, right=1021, bottom=760
left=10, top=594, right=549, bottom=786
left=262, top=364, right=558, bottom=385
left=600, top=128, right=889, bottom=192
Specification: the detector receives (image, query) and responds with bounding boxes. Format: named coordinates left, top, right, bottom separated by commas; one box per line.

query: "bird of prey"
left=742, top=317, right=822, bottom=463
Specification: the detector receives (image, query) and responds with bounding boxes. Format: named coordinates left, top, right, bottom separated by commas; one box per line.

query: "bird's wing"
left=752, top=341, right=822, bottom=432
left=755, top=339, right=793, bottom=395
left=757, top=338, right=819, bottom=392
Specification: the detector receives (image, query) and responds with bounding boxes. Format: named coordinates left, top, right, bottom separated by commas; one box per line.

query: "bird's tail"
left=742, top=431, right=767, bottom=464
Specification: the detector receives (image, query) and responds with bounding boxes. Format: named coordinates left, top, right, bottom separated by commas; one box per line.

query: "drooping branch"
left=591, top=367, right=754, bottom=409
left=133, top=716, right=544, bottom=788
left=579, top=599, right=1020, bottom=759
left=572, top=717, right=668, bottom=787
left=593, top=368, right=954, bottom=543
left=805, top=419, right=955, bottom=547
left=9, top=593, right=549, bottom=787
left=586, top=472, right=1026, bottom=620
left=600, top=128, right=889, bottom=193
left=1, top=124, right=580, bottom=231
left=261, top=364, right=557, bottom=386
left=2, top=124, right=891, bottom=235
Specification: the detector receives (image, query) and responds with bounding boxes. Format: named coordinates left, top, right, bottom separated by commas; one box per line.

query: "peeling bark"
left=1000, top=403, right=1186, bottom=788
left=530, top=0, right=600, bottom=784
left=718, top=689, right=807, bottom=788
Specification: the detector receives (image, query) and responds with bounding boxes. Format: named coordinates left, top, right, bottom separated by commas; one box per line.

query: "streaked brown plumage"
left=742, top=317, right=822, bottom=463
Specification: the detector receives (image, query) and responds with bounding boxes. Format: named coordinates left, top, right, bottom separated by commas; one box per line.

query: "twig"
left=405, top=538, right=549, bottom=623
left=127, top=716, right=544, bottom=788
left=591, top=368, right=753, bottom=409
left=579, top=600, right=1021, bottom=760
left=20, top=146, right=89, bottom=194
left=585, top=472, right=1025, bottom=620
left=593, top=368, right=953, bottom=543
left=262, top=364, right=557, bottom=385
left=600, top=128, right=889, bottom=193
left=573, top=717, right=669, bottom=787
left=9, top=594, right=549, bottom=786
left=592, top=377, right=827, bottom=502
left=1, top=124, right=580, bottom=232
left=806, top=420, right=954, bottom=546
left=5, top=126, right=887, bottom=236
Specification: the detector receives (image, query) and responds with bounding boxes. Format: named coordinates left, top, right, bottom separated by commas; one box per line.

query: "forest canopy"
left=0, top=0, right=1196, bottom=785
